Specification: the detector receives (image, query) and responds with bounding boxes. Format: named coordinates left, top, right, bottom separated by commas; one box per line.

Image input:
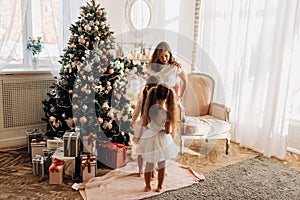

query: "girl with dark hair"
left=137, top=84, right=179, bottom=192
left=131, top=75, right=159, bottom=177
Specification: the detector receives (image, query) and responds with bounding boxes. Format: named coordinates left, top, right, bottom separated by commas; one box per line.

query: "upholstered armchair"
left=179, top=73, right=231, bottom=154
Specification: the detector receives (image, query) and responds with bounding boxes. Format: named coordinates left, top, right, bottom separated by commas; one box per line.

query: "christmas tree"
left=42, top=0, right=145, bottom=146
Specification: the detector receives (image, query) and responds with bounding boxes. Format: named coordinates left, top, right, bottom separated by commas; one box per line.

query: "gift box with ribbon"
left=49, top=158, right=65, bottom=184
left=63, top=131, right=80, bottom=157
left=82, top=133, right=96, bottom=154
left=31, top=139, right=46, bottom=161
left=32, top=155, right=46, bottom=176
left=47, top=137, right=63, bottom=151
left=97, top=142, right=127, bottom=169
left=81, top=154, right=97, bottom=182
left=52, top=150, right=77, bottom=179
left=26, top=129, right=43, bottom=155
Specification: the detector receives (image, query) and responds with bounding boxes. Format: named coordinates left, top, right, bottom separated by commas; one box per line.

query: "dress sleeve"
left=172, top=61, right=182, bottom=74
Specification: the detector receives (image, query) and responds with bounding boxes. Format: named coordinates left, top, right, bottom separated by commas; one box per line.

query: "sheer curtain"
left=196, top=0, right=300, bottom=159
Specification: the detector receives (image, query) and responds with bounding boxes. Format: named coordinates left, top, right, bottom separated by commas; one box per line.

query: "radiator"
left=0, top=72, right=55, bottom=148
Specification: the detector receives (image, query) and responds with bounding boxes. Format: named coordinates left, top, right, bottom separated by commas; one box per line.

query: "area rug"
left=79, top=161, right=205, bottom=200
left=143, top=156, right=300, bottom=200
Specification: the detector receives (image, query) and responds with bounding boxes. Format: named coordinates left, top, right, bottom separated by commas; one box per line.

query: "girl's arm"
left=132, top=97, right=142, bottom=122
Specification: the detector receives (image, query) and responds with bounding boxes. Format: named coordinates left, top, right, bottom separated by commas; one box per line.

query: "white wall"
left=96, top=0, right=196, bottom=64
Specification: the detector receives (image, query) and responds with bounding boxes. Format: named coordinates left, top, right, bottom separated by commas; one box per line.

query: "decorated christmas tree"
left=42, top=0, right=145, bottom=146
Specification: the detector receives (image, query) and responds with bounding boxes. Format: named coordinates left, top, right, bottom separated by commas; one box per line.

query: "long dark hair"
left=149, top=41, right=175, bottom=72
left=142, top=84, right=177, bottom=126
left=141, top=75, right=159, bottom=116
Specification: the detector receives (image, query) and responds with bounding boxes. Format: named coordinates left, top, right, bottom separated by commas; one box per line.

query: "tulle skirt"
left=136, top=128, right=179, bottom=163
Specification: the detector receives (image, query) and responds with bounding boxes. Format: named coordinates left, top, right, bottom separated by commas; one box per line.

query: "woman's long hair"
left=149, top=41, right=175, bottom=72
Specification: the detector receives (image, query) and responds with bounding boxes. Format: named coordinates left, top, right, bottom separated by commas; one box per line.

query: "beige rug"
left=79, top=161, right=205, bottom=200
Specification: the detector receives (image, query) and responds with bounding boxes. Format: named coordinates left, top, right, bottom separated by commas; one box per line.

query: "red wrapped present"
left=49, top=158, right=65, bottom=184
left=97, top=142, right=127, bottom=169
left=81, top=154, right=97, bottom=182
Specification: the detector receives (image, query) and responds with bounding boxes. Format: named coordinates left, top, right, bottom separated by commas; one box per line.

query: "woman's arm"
left=178, top=70, right=188, bottom=98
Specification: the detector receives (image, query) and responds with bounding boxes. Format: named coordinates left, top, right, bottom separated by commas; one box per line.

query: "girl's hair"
left=149, top=41, right=175, bottom=72
left=142, top=84, right=178, bottom=126
left=141, top=75, right=159, bottom=115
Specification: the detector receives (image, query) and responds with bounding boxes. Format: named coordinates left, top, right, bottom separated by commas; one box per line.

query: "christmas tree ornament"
left=102, top=102, right=109, bottom=110
left=80, top=116, right=87, bottom=124
left=97, top=117, right=103, bottom=124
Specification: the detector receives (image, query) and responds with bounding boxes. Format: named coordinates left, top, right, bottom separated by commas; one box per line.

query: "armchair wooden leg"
left=225, top=138, right=230, bottom=154
left=180, top=139, right=184, bottom=154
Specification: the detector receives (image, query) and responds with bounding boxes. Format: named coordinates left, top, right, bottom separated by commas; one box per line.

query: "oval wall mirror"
left=126, top=0, right=152, bottom=31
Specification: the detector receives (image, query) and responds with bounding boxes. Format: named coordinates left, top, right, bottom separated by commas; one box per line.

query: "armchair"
left=179, top=73, right=231, bottom=154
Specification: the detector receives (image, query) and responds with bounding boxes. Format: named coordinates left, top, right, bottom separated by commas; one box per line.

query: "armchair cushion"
left=183, top=115, right=231, bottom=138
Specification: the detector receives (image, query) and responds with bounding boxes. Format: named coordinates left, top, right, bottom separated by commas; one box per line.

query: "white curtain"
left=196, top=0, right=300, bottom=159
left=0, top=0, right=80, bottom=76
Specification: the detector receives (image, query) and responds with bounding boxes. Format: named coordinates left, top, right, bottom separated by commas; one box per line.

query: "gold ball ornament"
left=84, top=24, right=91, bottom=31
left=80, top=116, right=87, bottom=124
left=72, top=104, right=79, bottom=110
left=97, top=117, right=103, bottom=124
left=85, top=89, right=91, bottom=95
left=73, top=117, right=78, bottom=123
left=79, top=38, right=86, bottom=44
left=96, top=9, right=102, bottom=15
left=108, top=69, right=114, bottom=74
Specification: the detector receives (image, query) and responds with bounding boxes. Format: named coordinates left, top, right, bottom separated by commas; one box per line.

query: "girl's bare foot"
left=138, top=171, right=143, bottom=177
left=155, top=186, right=162, bottom=192
left=144, top=186, right=151, bottom=192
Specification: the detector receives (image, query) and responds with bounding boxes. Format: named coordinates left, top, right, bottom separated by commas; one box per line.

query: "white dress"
left=136, top=104, right=179, bottom=163
left=147, top=64, right=182, bottom=88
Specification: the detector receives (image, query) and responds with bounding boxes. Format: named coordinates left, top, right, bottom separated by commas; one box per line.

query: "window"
left=0, top=0, right=76, bottom=70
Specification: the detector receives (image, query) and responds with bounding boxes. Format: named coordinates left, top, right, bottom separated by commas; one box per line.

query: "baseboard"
left=0, top=124, right=46, bottom=149
left=287, top=146, right=300, bottom=155
left=0, top=136, right=27, bottom=149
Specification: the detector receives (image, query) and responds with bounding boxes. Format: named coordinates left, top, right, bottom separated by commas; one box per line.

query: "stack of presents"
left=27, top=129, right=127, bottom=184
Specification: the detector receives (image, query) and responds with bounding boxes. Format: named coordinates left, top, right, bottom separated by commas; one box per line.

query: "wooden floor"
left=0, top=140, right=299, bottom=199
left=175, top=139, right=300, bottom=174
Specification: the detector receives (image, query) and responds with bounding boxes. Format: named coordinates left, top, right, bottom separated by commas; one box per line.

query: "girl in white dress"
left=137, top=84, right=179, bottom=192
left=131, top=75, right=159, bottom=176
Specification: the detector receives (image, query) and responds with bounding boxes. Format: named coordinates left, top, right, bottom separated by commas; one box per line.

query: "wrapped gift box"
left=32, top=155, right=45, bottom=176
left=81, top=154, right=97, bottom=182
left=49, top=158, right=65, bottom=184
left=82, top=133, right=96, bottom=154
left=97, top=142, right=127, bottom=169
left=47, top=137, right=63, bottom=151
left=43, top=148, right=55, bottom=158
left=26, top=129, right=43, bottom=154
left=52, top=150, right=76, bottom=179
left=63, top=131, right=80, bottom=157
left=31, top=139, right=46, bottom=161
